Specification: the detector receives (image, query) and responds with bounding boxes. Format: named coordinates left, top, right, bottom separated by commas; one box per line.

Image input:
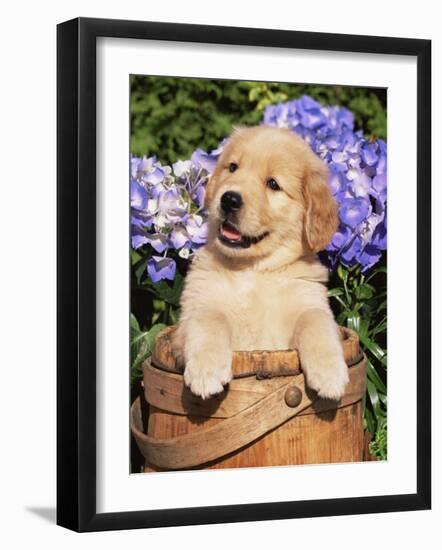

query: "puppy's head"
left=204, top=125, right=338, bottom=262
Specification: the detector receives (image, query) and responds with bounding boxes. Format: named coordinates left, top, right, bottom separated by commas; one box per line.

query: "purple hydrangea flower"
left=130, top=150, right=216, bottom=282
left=173, top=145, right=222, bottom=209
left=264, top=95, right=387, bottom=271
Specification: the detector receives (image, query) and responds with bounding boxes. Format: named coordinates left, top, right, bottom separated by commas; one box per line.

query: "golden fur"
left=172, top=125, right=348, bottom=400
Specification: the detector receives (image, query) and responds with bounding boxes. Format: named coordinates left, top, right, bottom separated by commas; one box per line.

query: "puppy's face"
left=205, top=126, right=338, bottom=262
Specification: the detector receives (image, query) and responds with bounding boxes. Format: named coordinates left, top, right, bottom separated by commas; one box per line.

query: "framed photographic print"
left=57, top=17, right=431, bottom=532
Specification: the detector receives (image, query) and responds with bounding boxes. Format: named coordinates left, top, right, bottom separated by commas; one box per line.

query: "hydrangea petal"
left=339, top=198, right=370, bottom=229
left=147, top=256, right=176, bottom=282
left=131, top=232, right=149, bottom=250
left=191, top=149, right=218, bottom=173
left=169, top=227, right=190, bottom=249
left=361, top=143, right=378, bottom=166
left=358, top=245, right=383, bottom=272
left=350, top=173, right=372, bottom=198
left=173, top=160, right=192, bottom=177
left=145, top=166, right=165, bottom=185
left=145, top=233, right=168, bottom=253
left=130, top=179, right=148, bottom=210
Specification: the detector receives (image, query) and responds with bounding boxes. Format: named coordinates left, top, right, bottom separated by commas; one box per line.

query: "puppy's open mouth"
left=218, top=220, right=269, bottom=249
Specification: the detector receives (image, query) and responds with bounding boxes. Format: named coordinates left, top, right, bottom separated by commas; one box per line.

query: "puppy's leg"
left=293, top=308, right=349, bottom=400
left=180, top=311, right=233, bottom=399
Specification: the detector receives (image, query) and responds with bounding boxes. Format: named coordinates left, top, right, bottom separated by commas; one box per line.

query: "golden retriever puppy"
left=172, top=125, right=349, bottom=400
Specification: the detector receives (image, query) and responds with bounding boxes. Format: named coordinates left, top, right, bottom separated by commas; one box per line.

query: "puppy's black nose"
left=221, top=191, right=243, bottom=213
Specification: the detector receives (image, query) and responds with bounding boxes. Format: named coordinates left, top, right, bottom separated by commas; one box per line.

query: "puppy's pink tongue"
left=221, top=224, right=241, bottom=241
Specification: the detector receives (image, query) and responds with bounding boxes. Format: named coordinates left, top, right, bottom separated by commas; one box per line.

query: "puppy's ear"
left=303, top=159, right=338, bottom=253
left=204, top=175, right=215, bottom=209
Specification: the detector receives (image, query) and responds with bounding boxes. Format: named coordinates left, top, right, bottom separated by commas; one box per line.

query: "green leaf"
left=143, top=272, right=184, bottom=307
left=366, top=379, right=381, bottom=414
left=360, top=334, right=387, bottom=367
left=130, top=312, right=140, bottom=334
left=371, top=318, right=387, bottom=337
left=131, top=322, right=167, bottom=379
left=364, top=407, right=375, bottom=435
left=379, top=393, right=387, bottom=406
left=130, top=313, right=143, bottom=363
left=328, top=288, right=348, bottom=309
left=366, top=359, right=387, bottom=394
left=354, top=283, right=375, bottom=301
left=346, top=313, right=361, bottom=333
left=337, top=264, right=348, bottom=284
left=356, top=318, right=369, bottom=340
left=365, top=265, right=387, bottom=284
left=328, top=288, right=344, bottom=298
left=133, top=255, right=149, bottom=285
left=131, top=249, right=142, bottom=265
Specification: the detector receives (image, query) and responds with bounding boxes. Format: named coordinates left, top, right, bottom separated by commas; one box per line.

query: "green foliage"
left=131, top=77, right=261, bottom=164
left=328, top=261, right=387, bottom=459
left=369, top=416, right=387, bottom=460
left=130, top=313, right=166, bottom=383
left=130, top=251, right=184, bottom=382
left=130, top=76, right=386, bottom=165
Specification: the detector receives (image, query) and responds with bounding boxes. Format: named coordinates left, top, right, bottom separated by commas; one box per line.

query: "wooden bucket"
left=131, top=326, right=367, bottom=471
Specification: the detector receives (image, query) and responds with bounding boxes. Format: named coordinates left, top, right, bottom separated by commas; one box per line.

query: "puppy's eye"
left=266, top=178, right=281, bottom=191
left=229, top=162, right=238, bottom=173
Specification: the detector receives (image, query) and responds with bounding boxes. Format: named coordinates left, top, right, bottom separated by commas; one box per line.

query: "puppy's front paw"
left=303, top=356, right=349, bottom=401
left=184, top=352, right=232, bottom=400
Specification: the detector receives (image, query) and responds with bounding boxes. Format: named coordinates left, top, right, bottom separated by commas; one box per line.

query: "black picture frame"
left=57, top=17, right=431, bottom=532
